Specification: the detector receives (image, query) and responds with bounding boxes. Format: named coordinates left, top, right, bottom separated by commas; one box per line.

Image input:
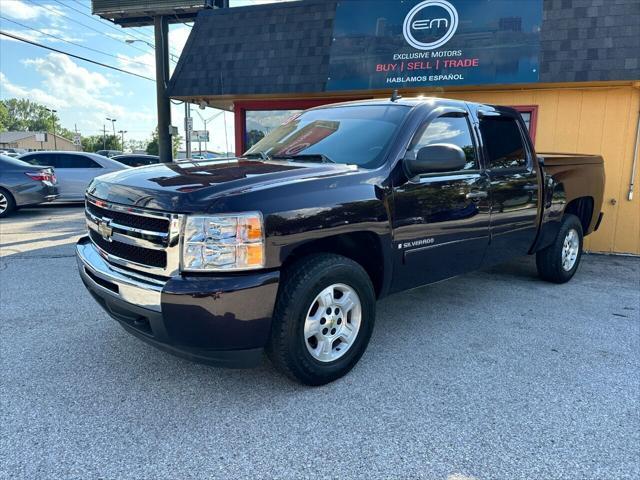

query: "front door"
left=476, top=109, right=540, bottom=265
left=391, top=111, right=491, bottom=292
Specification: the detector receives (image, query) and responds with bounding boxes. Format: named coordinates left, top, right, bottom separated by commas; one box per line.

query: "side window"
left=479, top=115, right=528, bottom=169
left=410, top=115, right=478, bottom=170
left=22, top=154, right=57, bottom=167
left=60, top=155, right=101, bottom=168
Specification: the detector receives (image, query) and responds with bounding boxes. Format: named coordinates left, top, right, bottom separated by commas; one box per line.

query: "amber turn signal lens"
left=243, top=216, right=263, bottom=242
left=240, top=243, right=264, bottom=267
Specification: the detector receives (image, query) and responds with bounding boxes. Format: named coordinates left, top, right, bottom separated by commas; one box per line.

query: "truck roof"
left=308, top=97, right=516, bottom=115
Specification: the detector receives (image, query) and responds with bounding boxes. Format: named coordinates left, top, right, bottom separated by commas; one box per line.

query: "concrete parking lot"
left=1, top=205, right=639, bottom=480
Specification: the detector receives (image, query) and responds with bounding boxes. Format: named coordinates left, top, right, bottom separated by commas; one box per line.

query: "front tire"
left=536, top=214, right=584, bottom=283
left=267, top=254, right=376, bottom=386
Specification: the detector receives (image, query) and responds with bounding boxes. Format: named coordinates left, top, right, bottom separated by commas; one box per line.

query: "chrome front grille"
left=85, top=195, right=183, bottom=277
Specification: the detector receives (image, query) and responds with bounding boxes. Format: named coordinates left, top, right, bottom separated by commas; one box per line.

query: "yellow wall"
left=439, top=86, right=640, bottom=255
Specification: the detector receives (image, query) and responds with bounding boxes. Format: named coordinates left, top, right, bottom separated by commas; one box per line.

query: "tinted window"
left=21, top=154, right=57, bottom=167
left=57, top=154, right=101, bottom=168
left=246, top=105, right=410, bottom=169
left=480, top=116, right=528, bottom=169
left=410, top=115, right=478, bottom=170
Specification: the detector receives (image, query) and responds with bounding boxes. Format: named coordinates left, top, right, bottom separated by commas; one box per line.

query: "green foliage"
left=146, top=129, right=181, bottom=158
left=81, top=134, right=121, bottom=152
left=0, top=102, right=9, bottom=131
left=246, top=129, right=265, bottom=149
left=1, top=98, right=62, bottom=134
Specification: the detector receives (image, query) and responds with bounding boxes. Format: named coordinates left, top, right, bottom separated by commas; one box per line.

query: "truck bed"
left=537, top=153, right=604, bottom=166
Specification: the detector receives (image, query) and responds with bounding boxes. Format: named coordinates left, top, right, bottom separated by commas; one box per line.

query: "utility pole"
left=154, top=15, right=172, bottom=163
left=185, top=103, right=192, bottom=159
left=46, top=108, right=57, bottom=150
left=118, top=130, right=127, bottom=151
left=102, top=124, right=107, bottom=149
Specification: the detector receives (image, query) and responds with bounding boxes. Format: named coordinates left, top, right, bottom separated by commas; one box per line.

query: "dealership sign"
left=327, top=0, right=542, bottom=91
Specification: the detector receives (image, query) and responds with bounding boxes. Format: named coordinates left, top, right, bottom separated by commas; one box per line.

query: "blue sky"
left=0, top=0, right=290, bottom=152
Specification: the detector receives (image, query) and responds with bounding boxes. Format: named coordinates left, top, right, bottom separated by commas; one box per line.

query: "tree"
left=0, top=102, right=9, bottom=132
left=146, top=129, right=181, bottom=158
left=81, top=134, right=121, bottom=152
left=246, top=129, right=265, bottom=148
left=1, top=98, right=75, bottom=141
left=2, top=98, right=56, bottom=132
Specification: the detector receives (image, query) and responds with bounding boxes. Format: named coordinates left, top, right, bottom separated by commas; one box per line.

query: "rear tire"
left=536, top=214, right=584, bottom=283
left=267, top=254, right=376, bottom=386
left=0, top=188, right=16, bottom=218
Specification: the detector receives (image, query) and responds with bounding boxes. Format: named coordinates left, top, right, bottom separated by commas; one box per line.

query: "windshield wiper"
left=244, top=152, right=271, bottom=161
left=271, top=154, right=336, bottom=164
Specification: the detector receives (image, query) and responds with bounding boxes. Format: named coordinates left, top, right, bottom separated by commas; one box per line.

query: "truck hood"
left=87, top=158, right=357, bottom=212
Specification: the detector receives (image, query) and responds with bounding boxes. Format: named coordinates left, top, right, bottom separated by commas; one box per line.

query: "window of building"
left=245, top=110, right=303, bottom=150
left=410, top=115, right=478, bottom=170
left=512, top=106, right=538, bottom=143
left=479, top=115, right=528, bottom=169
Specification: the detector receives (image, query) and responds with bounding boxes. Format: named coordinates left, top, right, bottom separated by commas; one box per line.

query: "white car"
left=19, top=151, right=128, bottom=202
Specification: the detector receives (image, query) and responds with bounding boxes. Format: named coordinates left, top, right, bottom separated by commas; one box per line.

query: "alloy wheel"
left=304, top=283, right=362, bottom=363
left=561, top=228, right=580, bottom=271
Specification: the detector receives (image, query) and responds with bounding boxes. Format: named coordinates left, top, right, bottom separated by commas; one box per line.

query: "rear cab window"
left=479, top=114, right=529, bottom=170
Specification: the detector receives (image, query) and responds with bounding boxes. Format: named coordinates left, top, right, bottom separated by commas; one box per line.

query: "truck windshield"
left=244, top=105, right=410, bottom=169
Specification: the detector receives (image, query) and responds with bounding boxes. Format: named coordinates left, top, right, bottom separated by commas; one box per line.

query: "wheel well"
left=282, top=232, right=385, bottom=298
left=565, top=196, right=594, bottom=233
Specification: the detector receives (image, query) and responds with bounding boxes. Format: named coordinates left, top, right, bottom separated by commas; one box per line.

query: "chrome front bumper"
left=76, top=236, right=164, bottom=312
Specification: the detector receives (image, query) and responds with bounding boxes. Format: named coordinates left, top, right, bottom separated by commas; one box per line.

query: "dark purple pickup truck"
left=76, top=98, right=605, bottom=385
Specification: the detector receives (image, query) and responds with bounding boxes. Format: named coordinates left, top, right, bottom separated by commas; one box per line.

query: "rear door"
left=58, top=154, right=104, bottom=200
left=476, top=107, right=541, bottom=264
left=391, top=108, right=491, bottom=291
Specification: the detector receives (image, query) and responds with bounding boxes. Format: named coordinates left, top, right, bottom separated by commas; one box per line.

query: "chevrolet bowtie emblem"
left=98, top=219, right=113, bottom=242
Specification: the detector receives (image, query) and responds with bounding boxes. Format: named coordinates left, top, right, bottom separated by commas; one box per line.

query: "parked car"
left=0, top=154, right=58, bottom=217
left=76, top=98, right=605, bottom=385
left=95, top=150, right=123, bottom=158
left=19, top=151, right=127, bottom=202
left=111, top=154, right=160, bottom=168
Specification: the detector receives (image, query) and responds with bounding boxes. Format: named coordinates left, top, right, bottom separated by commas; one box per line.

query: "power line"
left=70, top=0, right=159, bottom=46
left=0, top=16, right=154, bottom=68
left=51, top=0, right=159, bottom=56
left=0, top=30, right=155, bottom=82
left=31, top=0, right=162, bottom=59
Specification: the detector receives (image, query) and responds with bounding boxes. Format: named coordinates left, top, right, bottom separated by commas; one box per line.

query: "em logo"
left=402, top=0, right=459, bottom=51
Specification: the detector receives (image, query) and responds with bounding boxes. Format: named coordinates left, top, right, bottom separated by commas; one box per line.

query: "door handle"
left=466, top=191, right=488, bottom=201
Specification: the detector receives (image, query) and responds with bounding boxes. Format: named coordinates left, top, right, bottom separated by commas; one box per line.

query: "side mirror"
left=404, top=143, right=467, bottom=177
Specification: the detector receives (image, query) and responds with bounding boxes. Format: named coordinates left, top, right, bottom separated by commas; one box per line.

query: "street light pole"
left=46, top=108, right=57, bottom=150
left=118, top=130, right=127, bottom=151
left=106, top=118, right=117, bottom=137
left=195, top=109, right=224, bottom=156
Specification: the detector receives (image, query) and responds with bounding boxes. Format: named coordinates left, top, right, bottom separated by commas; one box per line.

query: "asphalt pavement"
left=1, top=205, right=639, bottom=480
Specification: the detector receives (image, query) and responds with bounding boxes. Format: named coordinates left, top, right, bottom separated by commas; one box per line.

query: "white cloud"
left=171, top=26, right=191, bottom=55
left=0, top=72, right=67, bottom=108
left=116, top=52, right=155, bottom=79
left=1, top=0, right=41, bottom=20
left=15, top=53, right=135, bottom=132
left=1, top=1, right=66, bottom=23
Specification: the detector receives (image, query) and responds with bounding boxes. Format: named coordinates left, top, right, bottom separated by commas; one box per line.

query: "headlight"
left=182, top=212, right=265, bottom=272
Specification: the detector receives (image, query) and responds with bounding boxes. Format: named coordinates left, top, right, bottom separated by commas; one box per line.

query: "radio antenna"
left=390, top=89, right=402, bottom=102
